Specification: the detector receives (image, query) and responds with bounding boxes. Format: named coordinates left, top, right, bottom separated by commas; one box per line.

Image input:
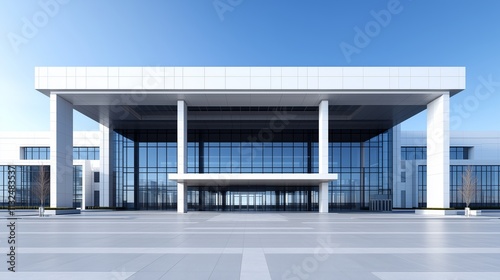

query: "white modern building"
left=3, top=128, right=500, bottom=211
left=1, top=66, right=475, bottom=212
left=396, top=130, right=500, bottom=209
left=0, top=131, right=100, bottom=209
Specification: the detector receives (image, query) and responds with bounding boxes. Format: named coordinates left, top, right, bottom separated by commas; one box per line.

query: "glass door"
left=241, top=192, right=248, bottom=211
left=248, top=193, right=255, bottom=211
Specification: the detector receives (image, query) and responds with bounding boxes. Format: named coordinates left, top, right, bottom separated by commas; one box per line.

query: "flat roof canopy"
left=35, top=66, right=465, bottom=129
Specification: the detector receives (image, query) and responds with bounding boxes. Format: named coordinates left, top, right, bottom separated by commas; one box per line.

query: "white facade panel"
left=47, top=77, right=67, bottom=89
left=119, top=67, right=142, bottom=77
left=142, top=76, right=165, bottom=90
left=250, top=77, right=271, bottom=89
left=205, top=67, right=225, bottom=77
left=281, top=77, right=298, bottom=89
left=364, top=76, right=391, bottom=89
left=47, top=67, right=66, bottom=76
left=205, top=77, right=226, bottom=89
left=182, top=67, right=204, bottom=77
left=410, top=67, right=429, bottom=77
left=225, top=67, right=251, bottom=77
left=318, top=67, right=342, bottom=76
left=183, top=77, right=204, bottom=89
left=410, top=77, right=429, bottom=89
left=342, top=67, right=363, bottom=76
left=86, top=67, right=108, bottom=77
left=343, top=77, right=363, bottom=89
left=281, top=67, right=298, bottom=77
left=250, top=67, right=271, bottom=77
left=226, top=77, right=250, bottom=89
left=35, top=66, right=466, bottom=91
left=364, top=67, right=390, bottom=77
left=86, top=77, right=108, bottom=89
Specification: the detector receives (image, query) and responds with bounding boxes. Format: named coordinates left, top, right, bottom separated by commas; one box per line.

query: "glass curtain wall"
left=0, top=165, right=82, bottom=208
left=329, top=129, right=393, bottom=211
left=418, top=165, right=500, bottom=208
left=187, top=129, right=317, bottom=174
left=114, top=127, right=392, bottom=211
left=114, top=129, right=178, bottom=210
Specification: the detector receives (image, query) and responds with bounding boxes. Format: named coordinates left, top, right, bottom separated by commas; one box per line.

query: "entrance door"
left=241, top=192, right=248, bottom=211
left=248, top=193, right=255, bottom=211
left=232, top=193, right=240, bottom=211
left=255, top=192, right=264, bottom=211
left=198, top=187, right=318, bottom=211
left=94, top=191, right=100, bottom=207
left=229, top=192, right=258, bottom=211
left=401, top=190, right=406, bottom=208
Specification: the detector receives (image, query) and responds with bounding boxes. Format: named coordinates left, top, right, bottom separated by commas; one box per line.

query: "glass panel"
left=80, top=149, right=87, bottom=160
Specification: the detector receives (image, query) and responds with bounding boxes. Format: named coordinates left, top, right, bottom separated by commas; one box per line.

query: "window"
left=401, top=147, right=426, bottom=160
left=450, top=147, right=470, bottom=160
left=22, top=147, right=101, bottom=160
left=94, top=172, right=100, bottom=183
left=22, top=147, right=50, bottom=160
left=73, top=147, right=100, bottom=160
left=401, top=171, right=406, bottom=183
left=402, top=146, right=470, bottom=160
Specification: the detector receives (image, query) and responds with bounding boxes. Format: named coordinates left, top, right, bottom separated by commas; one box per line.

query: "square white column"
left=50, top=93, right=73, bottom=208
left=177, top=100, right=188, bottom=213
left=319, top=182, right=329, bottom=213
left=99, top=124, right=113, bottom=207
left=318, top=100, right=329, bottom=213
left=318, top=100, right=329, bottom=174
left=426, top=93, right=450, bottom=208
left=81, top=160, right=92, bottom=210
left=177, top=182, right=187, bottom=213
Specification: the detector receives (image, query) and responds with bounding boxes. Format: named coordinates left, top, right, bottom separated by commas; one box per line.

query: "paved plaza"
left=1, top=210, right=500, bottom=279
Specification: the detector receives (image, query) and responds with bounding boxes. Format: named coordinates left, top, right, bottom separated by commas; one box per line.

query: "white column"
left=50, top=93, right=73, bottom=208
left=318, top=100, right=329, bottom=174
left=426, top=93, right=450, bottom=208
left=319, top=182, right=329, bottom=213
left=318, top=100, right=329, bottom=213
left=99, top=124, right=112, bottom=207
left=81, top=165, right=86, bottom=210
left=177, top=182, right=187, bottom=214
left=177, top=100, right=188, bottom=213
left=81, top=160, right=92, bottom=210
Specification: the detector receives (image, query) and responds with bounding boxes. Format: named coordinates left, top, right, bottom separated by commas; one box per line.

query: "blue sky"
left=0, top=0, right=499, bottom=132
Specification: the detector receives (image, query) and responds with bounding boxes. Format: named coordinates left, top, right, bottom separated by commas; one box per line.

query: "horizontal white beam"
left=35, top=66, right=466, bottom=91
left=168, top=173, right=338, bottom=186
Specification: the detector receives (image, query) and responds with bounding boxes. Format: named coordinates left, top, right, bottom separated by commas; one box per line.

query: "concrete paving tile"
left=159, top=271, right=213, bottom=280
left=2, top=211, right=500, bottom=277
left=141, top=254, right=185, bottom=272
